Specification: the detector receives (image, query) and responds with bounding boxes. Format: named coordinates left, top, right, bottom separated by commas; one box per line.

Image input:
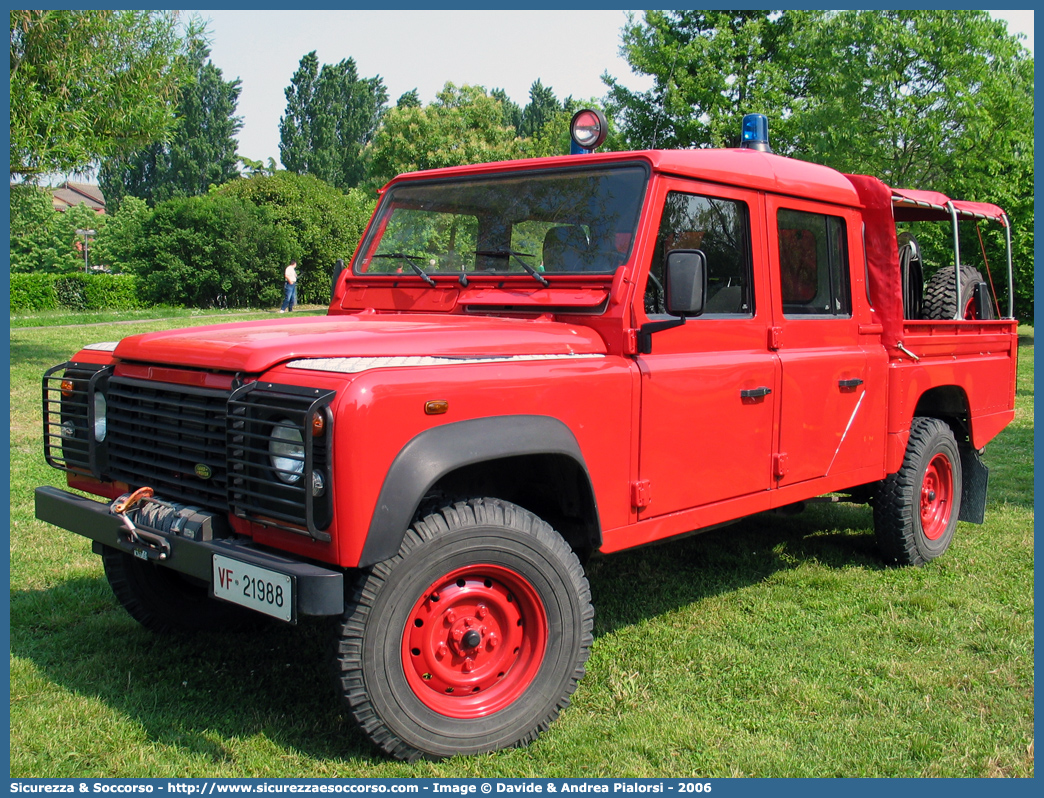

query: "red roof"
left=52, top=181, right=106, bottom=213
left=388, top=148, right=861, bottom=207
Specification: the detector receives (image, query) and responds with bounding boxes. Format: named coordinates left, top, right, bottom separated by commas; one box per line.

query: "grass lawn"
left=9, top=305, right=329, bottom=329
left=8, top=314, right=1034, bottom=778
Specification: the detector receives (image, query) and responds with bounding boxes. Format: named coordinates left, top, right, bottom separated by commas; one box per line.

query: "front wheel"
left=873, top=418, right=963, bottom=566
left=333, top=498, right=593, bottom=760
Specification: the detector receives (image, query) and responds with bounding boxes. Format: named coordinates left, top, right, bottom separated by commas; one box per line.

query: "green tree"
left=278, top=52, right=319, bottom=174
left=791, top=11, right=1035, bottom=319
left=9, top=185, right=74, bottom=272
left=91, top=196, right=152, bottom=273
left=518, top=80, right=561, bottom=138
left=605, top=9, right=1034, bottom=319
left=218, top=171, right=376, bottom=304
left=605, top=10, right=800, bottom=150
left=9, top=190, right=107, bottom=274
left=491, top=88, right=523, bottom=133
left=520, top=99, right=624, bottom=158
left=61, top=204, right=106, bottom=272
left=789, top=12, right=1032, bottom=189
left=365, top=83, right=526, bottom=188
left=98, top=39, right=242, bottom=210
left=278, top=52, right=388, bottom=189
left=239, top=156, right=279, bottom=178
left=10, top=10, right=192, bottom=179
left=396, top=89, right=421, bottom=109
left=125, top=194, right=294, bottom=308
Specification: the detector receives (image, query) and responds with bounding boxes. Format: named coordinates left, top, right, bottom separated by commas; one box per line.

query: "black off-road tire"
left=101, top=546, right=267, bottom=633
left=333, top=498, right=594, bottom=761
left=873, top=418, right=963, bottom=566
left=923, top=264, right=995, bottom=320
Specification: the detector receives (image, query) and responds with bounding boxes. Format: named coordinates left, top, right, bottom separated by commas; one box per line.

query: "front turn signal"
left=311, top=412, right=325, bottom=437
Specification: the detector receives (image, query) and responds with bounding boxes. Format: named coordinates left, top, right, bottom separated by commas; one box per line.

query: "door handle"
left=838, top=378, right=864, bottom=389
left=740, top=387, right=772, bottom=399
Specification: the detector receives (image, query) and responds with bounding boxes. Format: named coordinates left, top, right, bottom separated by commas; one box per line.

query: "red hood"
left=111, top=314, right=608, bottom=373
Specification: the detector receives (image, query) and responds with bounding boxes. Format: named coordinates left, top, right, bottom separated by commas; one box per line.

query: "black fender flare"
left=357, top=415, right=599, bottom=567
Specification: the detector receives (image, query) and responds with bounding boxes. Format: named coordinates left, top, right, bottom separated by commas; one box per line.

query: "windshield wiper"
left=371, top=253, right=437, bottom=287
left=474, top=249, right=550, bottom=288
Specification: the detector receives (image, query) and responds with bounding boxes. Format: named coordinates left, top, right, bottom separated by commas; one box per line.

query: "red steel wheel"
left=962, top=296, right=978, bottom=320
left=402, top=564, right=548, bottom=718
left=919, top=453, right=955, bottom=541
left=874, top=417, right=963, bottom=566
left=334, top=498, right=593, bottom=760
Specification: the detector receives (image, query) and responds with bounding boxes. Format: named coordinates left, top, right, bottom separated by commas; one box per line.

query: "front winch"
left=109, top=488, right=228, bottom=561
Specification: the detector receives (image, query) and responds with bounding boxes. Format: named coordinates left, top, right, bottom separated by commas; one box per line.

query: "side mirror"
left=665, top=249, right=707, bottom=316
left=637, top=249, right=708, bottom=355
left=331, top=258, right=345, bottom=297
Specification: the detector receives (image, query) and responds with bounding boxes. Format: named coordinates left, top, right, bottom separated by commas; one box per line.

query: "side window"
left=644, top=192, right=753, bottom=317
left=777, top=209, right=850, bottom=317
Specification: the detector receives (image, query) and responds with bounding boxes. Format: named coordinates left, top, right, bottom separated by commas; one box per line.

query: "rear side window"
left=778, top=209, right=850, bottom=317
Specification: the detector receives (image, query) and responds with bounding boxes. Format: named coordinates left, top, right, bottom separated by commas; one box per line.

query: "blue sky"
left=189, top=9, right=1034, bottom=167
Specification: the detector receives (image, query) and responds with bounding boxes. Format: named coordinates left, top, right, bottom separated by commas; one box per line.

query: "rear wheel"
left=873, top=418, right=963, bottom=565
left=101, top=546, right=266, bottom=633
left=333, top=498, right=593, bottom=760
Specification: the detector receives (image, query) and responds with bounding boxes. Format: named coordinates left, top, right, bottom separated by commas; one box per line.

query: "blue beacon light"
left=740, top=113, right=771, bottom=152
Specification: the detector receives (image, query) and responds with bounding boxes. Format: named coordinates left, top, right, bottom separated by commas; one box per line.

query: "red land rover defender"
left=36, top=113, right=1018, bottom=760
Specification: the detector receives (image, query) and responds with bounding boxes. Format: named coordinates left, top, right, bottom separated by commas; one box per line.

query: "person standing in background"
left=279, top=259, right=298, bottom=312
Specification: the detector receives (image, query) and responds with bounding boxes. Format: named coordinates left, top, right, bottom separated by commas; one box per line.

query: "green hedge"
left=10, top=273, right=142, bottom=312
left=9, top=274, right=58, bottom=310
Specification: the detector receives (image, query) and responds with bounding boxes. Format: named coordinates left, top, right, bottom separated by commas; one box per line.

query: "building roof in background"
left=52, top=181, right=106, bottom=213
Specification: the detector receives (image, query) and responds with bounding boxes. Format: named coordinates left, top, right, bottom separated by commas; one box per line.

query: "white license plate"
left=213, top=555, right=293, bottom=622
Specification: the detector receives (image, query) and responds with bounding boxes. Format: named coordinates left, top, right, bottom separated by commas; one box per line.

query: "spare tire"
left=923, top=264, right=995, bottom=320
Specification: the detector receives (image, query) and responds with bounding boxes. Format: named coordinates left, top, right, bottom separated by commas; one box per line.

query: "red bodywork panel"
left=112, top=314, right=609, bottom=372
left=62, top=146, right=1018, bottom=569
left=884, top=320, right=1018, bottom=471
left=271, top=356, right=638, bottom=568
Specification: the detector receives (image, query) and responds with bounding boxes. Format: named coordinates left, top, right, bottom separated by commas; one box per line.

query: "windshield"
left=355, top=165, right=648, bottom=278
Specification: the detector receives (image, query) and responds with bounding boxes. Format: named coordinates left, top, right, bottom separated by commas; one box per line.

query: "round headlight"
left=570, top=108, right=608, bottom=150
left=269, top=420, right=305, bottom=484
left=93, top=392, right=107, bottom=442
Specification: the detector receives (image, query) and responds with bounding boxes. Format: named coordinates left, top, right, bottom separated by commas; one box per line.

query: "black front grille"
left=43, top=366, right=336, bottom=540
left=105, top=377, right=230, bottom=512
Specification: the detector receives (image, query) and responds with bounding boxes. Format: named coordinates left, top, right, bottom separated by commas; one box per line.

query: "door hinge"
left=773, top=453, right=789, bottom=480
left=769, top=326, right=784, bottom=350
left=624, top=328, right=639, bottom=356
left=630, top=480, right=652, bottom=509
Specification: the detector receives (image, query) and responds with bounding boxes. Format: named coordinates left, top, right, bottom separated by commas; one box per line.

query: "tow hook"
left=109, top=487, right=171, bottom=561
left=111, top=486, right=154, bottom=527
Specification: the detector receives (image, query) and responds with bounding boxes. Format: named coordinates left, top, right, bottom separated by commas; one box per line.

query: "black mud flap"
left=958, top=447, right=989, bottom=524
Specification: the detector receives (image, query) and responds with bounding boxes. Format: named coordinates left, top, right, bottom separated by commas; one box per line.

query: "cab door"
left=766, top=197, right=884, bottom=486
left=635, top=179, right=779, bottom=518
